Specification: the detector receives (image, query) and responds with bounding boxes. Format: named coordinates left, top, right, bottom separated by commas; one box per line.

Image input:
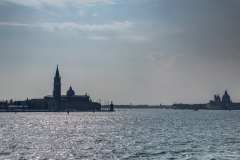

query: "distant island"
left=0, top=66, right=114, bottom=112
left=111, top=90, right=240, bottom=110
left=0, top=67, right=240, bottom=112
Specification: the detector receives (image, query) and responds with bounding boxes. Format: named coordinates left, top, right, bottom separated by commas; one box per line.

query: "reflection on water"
left=0, top=109, right=240, bottom=160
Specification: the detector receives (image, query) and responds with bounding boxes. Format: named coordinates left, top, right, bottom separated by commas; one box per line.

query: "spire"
left=53, top=65, right=61, bottom=110
left=55, top=65, right=60, bottom=78
left=225, top=90, right=228, bottom=95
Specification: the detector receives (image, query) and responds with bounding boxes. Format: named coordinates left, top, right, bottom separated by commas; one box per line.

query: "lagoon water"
left=0, top=109, right=240, bottom=160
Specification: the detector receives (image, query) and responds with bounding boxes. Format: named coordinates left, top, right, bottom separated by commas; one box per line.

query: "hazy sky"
left=0, top=0, right=240, bottom=105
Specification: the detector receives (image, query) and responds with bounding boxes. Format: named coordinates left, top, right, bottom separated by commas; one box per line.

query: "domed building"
left=44, top=66, right=101, bottom=111
left=222, top=90, right=232, bottom=106
left=66, top=86, right=75, bottom=97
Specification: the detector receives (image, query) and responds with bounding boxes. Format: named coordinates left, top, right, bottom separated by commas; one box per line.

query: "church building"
left=44, top=66, right=101, bottom=111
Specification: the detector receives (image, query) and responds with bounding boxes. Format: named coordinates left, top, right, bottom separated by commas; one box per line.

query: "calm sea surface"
left=0, top=109, right=240, bottom=160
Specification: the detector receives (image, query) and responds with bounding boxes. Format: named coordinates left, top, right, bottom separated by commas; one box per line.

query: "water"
left=0, top=109, right=240, bottom=160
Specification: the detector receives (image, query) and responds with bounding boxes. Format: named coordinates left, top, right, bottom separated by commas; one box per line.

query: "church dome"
left=67, top=86, right=75, bottom=97
left=222, top=90, right=231, bottom=105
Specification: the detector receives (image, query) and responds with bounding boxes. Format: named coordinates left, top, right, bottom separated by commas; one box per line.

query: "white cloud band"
left=1, top=0, right=115, bottom=8
left=0, top=21, right=133, bottom=32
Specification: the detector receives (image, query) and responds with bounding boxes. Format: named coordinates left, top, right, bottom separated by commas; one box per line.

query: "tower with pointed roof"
left=53, top=65, right=61, bottom=110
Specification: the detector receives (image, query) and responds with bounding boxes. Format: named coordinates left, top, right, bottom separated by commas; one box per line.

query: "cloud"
left=0, top=22, right=31, bottom=27
left=0, top=21, right=152, bottom=42
left=87, top=35, right=109, bottom=40
left=1, top=0, right=115, bottom=8
left=118, top=35, right=149, bottom=42
left=77, top=0, right=115, bottom=5
left=0, top=21, right=133, bottom=32
left=40, top=21, right=133, bottom=32
left=149, top=53, right=183, bottom=69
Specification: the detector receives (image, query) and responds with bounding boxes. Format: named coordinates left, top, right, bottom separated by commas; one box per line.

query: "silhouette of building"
left=213, top=94, right=221, bottom=104
left=2, top=66, right=102, bottom=111
left=67, top=86, right=75, bottom=97
left=43, top=66, right=101, bottom=111
left=53, top=65, right=61, bottom=111
left=110, top=101, right=114, bottom=111
left=221, top=90, right=232, bottom=106
left=210, top=90, right=232, bottom=107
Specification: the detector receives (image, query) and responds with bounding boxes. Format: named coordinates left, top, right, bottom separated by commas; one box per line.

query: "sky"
left=0, top=0, right=240, bottom=105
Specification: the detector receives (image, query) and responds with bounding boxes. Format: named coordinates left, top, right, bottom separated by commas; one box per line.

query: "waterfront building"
left=43, top=66, right=101, bottom=111
left=209, top=90, right=232, bottom=107
left=221, top=90, right=232, bottom=106
left=4, top=66, right=103, bottom=112
left=214, top=95, right=221, bottom=104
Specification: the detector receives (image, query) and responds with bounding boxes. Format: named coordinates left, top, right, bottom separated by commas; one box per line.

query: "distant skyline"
left=0, top=0, right=240, bottom=105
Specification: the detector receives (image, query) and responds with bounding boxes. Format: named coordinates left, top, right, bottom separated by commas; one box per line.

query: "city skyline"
left=0, top=65, right=238, bottom=105
left=0, top=0, right=240, bottom=104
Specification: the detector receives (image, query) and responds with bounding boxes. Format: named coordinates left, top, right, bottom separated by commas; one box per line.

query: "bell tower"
left=53, top=65, right=61, bottom=110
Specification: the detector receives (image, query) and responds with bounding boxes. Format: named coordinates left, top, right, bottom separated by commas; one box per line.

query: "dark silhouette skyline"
left=0, top=66, right=112, bottom=112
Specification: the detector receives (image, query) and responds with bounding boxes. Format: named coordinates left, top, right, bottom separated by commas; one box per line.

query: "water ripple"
left=0, top=110, right=240, bottom=159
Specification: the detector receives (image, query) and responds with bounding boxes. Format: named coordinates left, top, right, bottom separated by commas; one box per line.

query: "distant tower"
left=110, top=101, right=114, bottom=111
left=53, top=65, right=61, bottom=110
left=214, top=94, right=221, bottom=104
